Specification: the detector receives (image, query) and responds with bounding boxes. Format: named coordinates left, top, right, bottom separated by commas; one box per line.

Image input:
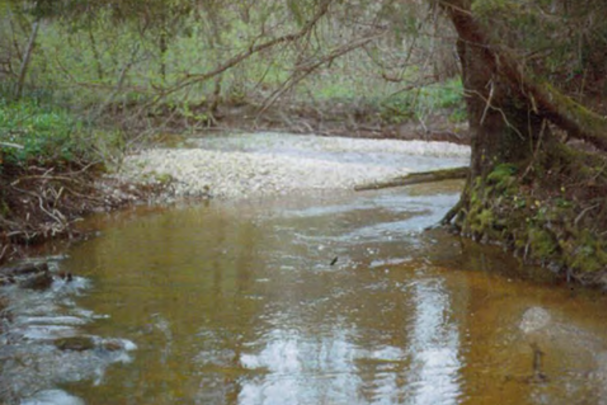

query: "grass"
left=410, top=78, right=467, bottom=123
left=0, top=98, right=123, bottom=168
left=339, top=78, right=466, bottom=125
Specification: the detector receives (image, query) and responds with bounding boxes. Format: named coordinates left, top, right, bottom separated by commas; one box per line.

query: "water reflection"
left=406, top=276, right=461, bottom=405
left=53, top=183, right=607, bottom=405
left=237, top=329, right=359, bottom=405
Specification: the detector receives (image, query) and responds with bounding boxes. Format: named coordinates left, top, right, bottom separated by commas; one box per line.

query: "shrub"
left=0, top=99, right=110, bottom=168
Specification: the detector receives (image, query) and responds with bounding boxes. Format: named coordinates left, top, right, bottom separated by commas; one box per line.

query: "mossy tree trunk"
left=440, top=0, right=547, bottom=230
left=440, top=0, right=607, bottom=226
left=456, top=35, right=546, bottom=180
left=439, top=0, right=607, bottom=281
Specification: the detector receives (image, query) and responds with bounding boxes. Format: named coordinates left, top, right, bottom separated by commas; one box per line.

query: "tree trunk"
left=15, top=18, right=40, bottom=100
left=159, top=30, right=167, bottom=82
left=440, top=0, right=547, bottom=228
left=440, top=0, right=607, bottom=221
left=87, top=25, right=104, bottom=81
left=456, top=35, right=546, bottom=181
left=439, top=0, right=607, bottom=281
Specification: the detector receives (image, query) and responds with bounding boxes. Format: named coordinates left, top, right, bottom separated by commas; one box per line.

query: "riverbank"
left=0, top=131, right=470, bottom=265
left=0, top=164, right=172, bottom=265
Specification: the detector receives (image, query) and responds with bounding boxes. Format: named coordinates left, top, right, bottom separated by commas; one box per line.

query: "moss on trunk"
left=440, top=0, right=607, bottom=285
left=452, top=143, right=607, bottom=284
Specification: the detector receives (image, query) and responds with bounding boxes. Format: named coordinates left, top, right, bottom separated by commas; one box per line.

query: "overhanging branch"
left=149, top=0, right=334, bottom=106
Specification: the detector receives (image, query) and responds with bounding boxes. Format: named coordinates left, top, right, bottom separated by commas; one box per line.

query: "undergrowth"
left=459, top=155, right=607, bottom=284
left=0, top=98, right=123, bottom=169
left=313, top=78, right=466, bottom=126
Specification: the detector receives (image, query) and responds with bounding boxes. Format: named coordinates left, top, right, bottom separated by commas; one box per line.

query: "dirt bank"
left=0, top=164, right=170, bottom=265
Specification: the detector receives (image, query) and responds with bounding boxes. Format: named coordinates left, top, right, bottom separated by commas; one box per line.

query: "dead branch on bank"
left=354, top=166, right=469, bottom=191
left=1, top=166, right=97, bottom=244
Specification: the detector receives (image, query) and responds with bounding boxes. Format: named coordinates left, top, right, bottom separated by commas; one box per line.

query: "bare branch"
left=148, top=0, right=334, bottom=106
left=257, top=30, right=387, bottom=116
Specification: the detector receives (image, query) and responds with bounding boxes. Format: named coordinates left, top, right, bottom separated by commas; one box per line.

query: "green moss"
left=142, top=170, right=174, bottom=185
left=543, top=82, right=607, bottom=136
left=486, top=163, right=518, bottom=192
left=458, top=161, right=607, bottom=278
left=568, top=230, right=607, bottom=273
left=487, top=163, right=517, bottom=181
left=527, top=227, right=558, bottom=259
left=154, top=172, right=174, bottom=184
left=468, top=207, right=494, bottom=235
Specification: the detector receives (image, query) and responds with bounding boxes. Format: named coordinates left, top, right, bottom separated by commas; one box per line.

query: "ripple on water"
left=20, top=167, right=607, bottom=405
left=0, top=263, right=137, bottom=403
left=21, top=389, right=85, bottom=405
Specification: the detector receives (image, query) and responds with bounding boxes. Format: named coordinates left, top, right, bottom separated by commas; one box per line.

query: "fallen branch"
left=0, top=142, right=24, bottom=149
left=354, top=166, right=469, bottom=191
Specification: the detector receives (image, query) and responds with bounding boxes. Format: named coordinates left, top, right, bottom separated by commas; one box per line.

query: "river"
left=3, top=136, right=607, bottom=405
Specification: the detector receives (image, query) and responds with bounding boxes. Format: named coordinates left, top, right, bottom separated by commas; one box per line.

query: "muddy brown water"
left=14, top=181, right=607, bottom=404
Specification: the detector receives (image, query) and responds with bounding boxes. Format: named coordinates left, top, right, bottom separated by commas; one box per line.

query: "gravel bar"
left=118, top=133, right=470, bottom=200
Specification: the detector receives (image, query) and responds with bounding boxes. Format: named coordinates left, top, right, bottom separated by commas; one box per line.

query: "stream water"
left=7, top=180, right=607, bottom=405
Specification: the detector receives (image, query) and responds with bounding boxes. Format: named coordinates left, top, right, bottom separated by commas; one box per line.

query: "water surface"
left=52, top=182, right=607, bottom=405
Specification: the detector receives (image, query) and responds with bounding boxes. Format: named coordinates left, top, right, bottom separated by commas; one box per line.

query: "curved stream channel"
left=4, top=137, right=607, bottom=405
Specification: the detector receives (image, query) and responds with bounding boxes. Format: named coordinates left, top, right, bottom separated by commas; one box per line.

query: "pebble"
left=520, top=307, right=551, bottom=334
left=53, top=336, right=96, bottom=352
left=116, top=133, right=470, bottom=200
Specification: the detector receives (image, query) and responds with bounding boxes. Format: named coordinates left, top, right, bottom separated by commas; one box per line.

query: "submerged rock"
left=0, top=255, right=138, bottom=404
left=21, top=389, right=85, bottom=405
left=519, top=306, right=551, bottom=334
left=100, top=337, right=138, bottom=352
left=54, top=336, right=96, bottom=352
left=18, top=270, right=53, bottom=290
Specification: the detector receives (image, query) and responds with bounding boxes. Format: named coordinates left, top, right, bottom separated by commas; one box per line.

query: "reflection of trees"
left=67, top=197, right=470, bottom=404
left=68, top=204, right=271, bottom=402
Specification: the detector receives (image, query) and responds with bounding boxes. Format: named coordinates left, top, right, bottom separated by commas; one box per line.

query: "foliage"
left=0, top=98, right=121, bottom=167
left=415, top=79, right=466, bottom=122
left=0, top=0, right=461, bottom=128
left=471, top=0, right=607, bottom=97
left=313, top=78, right=465, bottom=126
left=379, top=79, right=465, bottom=125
